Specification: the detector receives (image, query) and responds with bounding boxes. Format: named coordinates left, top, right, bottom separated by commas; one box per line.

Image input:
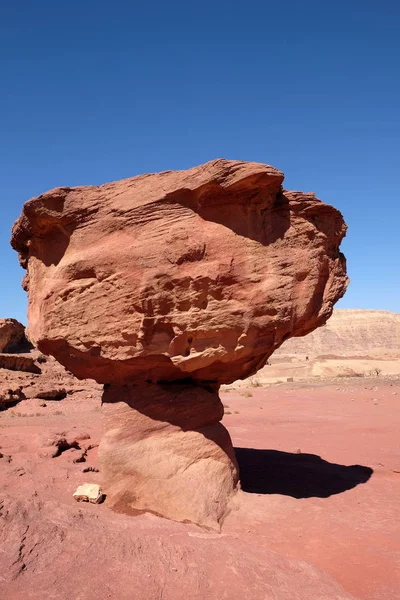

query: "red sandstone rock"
left=100, top=382, right=238, bottom=527
left=0, top=353, right=41, bottom=374
left=0, top=318, right=26, bottom=352
left=11, top=159, right=348, bottom=385
left=0, top=343, right=101, bottom=410
left=11, top=159, right=348, bottom=526
left=0, top=386, right=25, bottom=410
left=38, top=429, right=93, bottom=459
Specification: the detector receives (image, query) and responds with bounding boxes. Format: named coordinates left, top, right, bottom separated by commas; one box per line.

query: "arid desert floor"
left=1, top=375, right=399, bottom=600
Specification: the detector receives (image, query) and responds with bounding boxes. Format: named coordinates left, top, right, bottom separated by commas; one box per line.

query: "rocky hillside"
left=275, top=309, right=400, bottom=359
left=0, top=319, right=100, bottom=410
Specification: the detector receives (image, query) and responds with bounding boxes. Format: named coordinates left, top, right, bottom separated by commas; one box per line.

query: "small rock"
left=73, top=431, right=91, bottom=442
left=73, top=483, right=104, bottom=504
left=37, top=388, right=67, bottom=400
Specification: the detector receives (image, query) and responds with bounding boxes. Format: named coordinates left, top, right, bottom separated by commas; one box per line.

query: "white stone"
left=73, top=483, right=103, bottom=504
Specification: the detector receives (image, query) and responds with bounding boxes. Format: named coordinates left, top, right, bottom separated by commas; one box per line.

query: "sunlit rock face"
left=11, top=159, right=348, bottom=527
left=0, top=318, right=26, bottom=352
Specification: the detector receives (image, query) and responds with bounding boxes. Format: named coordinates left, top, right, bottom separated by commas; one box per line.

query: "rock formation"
left=0, top=318, right=26, bottom=352
left=0, top=320, right=100, bottom=410
left=11, top=159, right=348, bottom=527
left=275, top=308, right=400, bottom=358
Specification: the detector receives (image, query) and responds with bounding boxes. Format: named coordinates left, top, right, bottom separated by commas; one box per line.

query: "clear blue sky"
left=1, top=1, right=399, bottom=324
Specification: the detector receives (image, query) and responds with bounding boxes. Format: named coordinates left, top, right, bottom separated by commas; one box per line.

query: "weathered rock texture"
left=0, top=321, right=101, bottom=410
left=0, top=353, right=41, bottom=374
left=11, top=159, right=348, bottom=526
left=100, top=382, right=238, bottom=527
left=0, top=318, right=26, bottom=352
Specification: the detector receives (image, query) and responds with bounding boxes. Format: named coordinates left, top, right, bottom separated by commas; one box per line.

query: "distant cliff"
left=275, top=309, right=400, bottom=358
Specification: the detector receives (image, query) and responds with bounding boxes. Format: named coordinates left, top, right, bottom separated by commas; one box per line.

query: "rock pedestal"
left=99, top=383, right=238, bottom=528
left=11, top=159, right=349, bottom=527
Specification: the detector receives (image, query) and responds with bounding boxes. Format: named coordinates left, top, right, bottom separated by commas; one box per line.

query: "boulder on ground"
left=0, top=353, right=41, bottom=374
left=73, top=483, right=104, bottom=504
left=0, top=385, right=25, bottom=410
left=36, top=388, right=67, bottom=400
left=0, top=318, right=26, bottom=352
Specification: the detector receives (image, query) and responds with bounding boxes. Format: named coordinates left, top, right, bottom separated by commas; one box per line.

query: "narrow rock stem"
left=99, top=382, right=239, bottom=528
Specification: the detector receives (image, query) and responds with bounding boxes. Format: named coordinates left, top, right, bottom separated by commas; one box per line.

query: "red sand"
left=224, top=379, right=400, bottom=600
left=1, top=378, right=399, bottom=599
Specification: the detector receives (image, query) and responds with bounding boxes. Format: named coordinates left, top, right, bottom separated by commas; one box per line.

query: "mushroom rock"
left=11, top=159, right=348, bottom=527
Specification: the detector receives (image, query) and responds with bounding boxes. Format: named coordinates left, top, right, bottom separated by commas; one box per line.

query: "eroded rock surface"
left=0, top=331, right=100, bottom=410
left=11, top=159, right=348, bottom=384
left=0, top=353, right=41, bottom=374
left=11, top=159, right=348, bottom=526
left=0, top=318, right=26, bottom=352
left=100, top=382, right=238, bottom=527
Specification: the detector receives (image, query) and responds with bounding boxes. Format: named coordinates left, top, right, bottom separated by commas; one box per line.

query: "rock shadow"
left=5, top=338, right=34, bottom=354
left=164, top=186, right=291, bottom=245
left=235, top=447, right=373, bottom=498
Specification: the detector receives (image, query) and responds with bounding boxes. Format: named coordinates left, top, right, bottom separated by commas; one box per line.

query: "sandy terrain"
left=1, top=375, right=399, bottom=599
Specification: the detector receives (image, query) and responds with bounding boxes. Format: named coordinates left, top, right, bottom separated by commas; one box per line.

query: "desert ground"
left=1, top=372, right=399, bottom=599
left=1, top=308, right=400, bottom=599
